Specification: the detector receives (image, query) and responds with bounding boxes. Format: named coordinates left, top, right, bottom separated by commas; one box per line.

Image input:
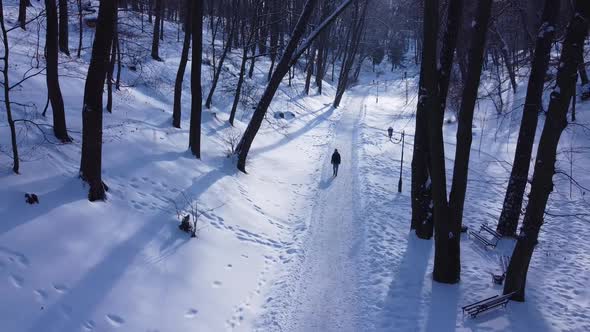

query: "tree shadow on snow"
left=25, top=167, right=230, bottom=332
left=251, top=105, right=336, bottom=155
left=376, top=233, right=432, bottom=331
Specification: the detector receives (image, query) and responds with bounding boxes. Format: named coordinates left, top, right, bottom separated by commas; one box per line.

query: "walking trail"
left=266, top=89, right=369, bottom=332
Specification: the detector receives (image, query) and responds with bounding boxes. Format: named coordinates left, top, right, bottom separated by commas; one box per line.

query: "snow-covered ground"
left=1, top=1, right=590, bottom=331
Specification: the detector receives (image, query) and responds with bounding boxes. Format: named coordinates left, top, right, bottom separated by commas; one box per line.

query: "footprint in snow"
left=82, top=320, right=96, bottom=331
left=53, top=283, right=68, bottom=293
left=106, top=314, right=125, bottom=327
left=34, top=289, right=48, bottom=302
left=9, top=274, right=24, bottom=288
left=184, top=308, right=198, bottom=318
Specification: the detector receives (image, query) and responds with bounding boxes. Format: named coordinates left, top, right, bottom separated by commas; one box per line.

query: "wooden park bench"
left=468, top=224, right=501, bottom=249
left=492, top=255, right=510, bottom=284
left=462, top=292, right=516, bottom=318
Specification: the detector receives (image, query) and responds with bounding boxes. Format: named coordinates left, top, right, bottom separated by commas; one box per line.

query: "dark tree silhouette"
left=497, top=0, right=561, bottom=237
left=173, top=0, right=192, bottom=129
left=80, top=0, right=117, bottom=201
left=504, top=0, right=590, bottom=302
left=189, top=0, right=203, bottom=158
left=45, top=0, right=71, bottom=141
left=58, top=0, right=69, bottom=55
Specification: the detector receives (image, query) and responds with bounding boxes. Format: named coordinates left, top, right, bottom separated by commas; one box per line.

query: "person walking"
left=331, top=149, right=341, bottom=177
left=388, top=126, right=393, bottom=140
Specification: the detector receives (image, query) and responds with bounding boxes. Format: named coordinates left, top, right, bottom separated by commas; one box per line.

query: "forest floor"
left=1, top=1, right=590, bottom=331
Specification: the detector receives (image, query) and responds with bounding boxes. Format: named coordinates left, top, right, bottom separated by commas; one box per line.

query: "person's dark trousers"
left=333, top=164, right=339, bottom=176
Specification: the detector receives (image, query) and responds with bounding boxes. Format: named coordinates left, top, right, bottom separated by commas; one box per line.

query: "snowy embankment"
left=0, top=2, right=342, bottom=331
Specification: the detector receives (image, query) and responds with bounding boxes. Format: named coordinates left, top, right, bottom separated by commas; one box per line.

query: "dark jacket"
left=331, top=151, right=341, bottom=165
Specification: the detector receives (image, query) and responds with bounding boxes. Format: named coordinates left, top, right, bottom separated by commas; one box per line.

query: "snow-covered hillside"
left=1, top=1, right=589, bottom=332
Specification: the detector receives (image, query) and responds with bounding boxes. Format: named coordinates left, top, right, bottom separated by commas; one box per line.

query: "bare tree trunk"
left=172, top=0, right=191, bottom=129
left=151, top=0, right=162, bottom=60
left=77, top=0, right=83, bottom=57
left=107, top=8, right=118, bottom=113
left=18, top=0, right=26, bottom=30
left=417, top=0, right=457, bottom=284
left=58, top=0, right=69, bottom=55
left=334, top=2, right=366, bottom=108
left=46, top=0, right=71, bottom=141
left=504, top=0, right=589, bottom=301
left=446, top=0, right=492, bottom=283
left=80, top=0, right=116, bottom=201
left=206, top=18, right=235, bottom=109
left=0, top=1, right=19, bottom=173
left=490, top=22, right=517, bottom=93
left=304, top=47, right=315, bottom=95
left=189, top=0, right=203, bottom=158
left=413, top=0, right=463, bottom=238
left=497, top=0, right=561, bottom=237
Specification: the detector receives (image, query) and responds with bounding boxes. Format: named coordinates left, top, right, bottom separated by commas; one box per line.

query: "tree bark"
left=497, top=0, right=561, bottom=237
left=106, top=8, right=119, bottom=113
left=206, top=18, right=235, bottom=109
left=18, top=0, right=26, bottom=30
left=334, top=2, right=366, bottom=108
left=304, top=47, right=315, bottom=95
left=446, top=0, right=492, bottom=283
left=58, top=0, right=69, bottom=55
left=46, top=0, right=71, bottom=141
left=412, top=0, right=463, bottom=239
left=504, top=0, right=589, bottom=301
left=80, top=0, right=116, bottom=201
left=151, top=0, right=162, bottom=60
left=77, top=0, right=83, bottom=57
left=189, top=0, right=203, bottom=158
left=172, top=0, right=192, bottom=129
left=0, top=1, right=20, bottom=173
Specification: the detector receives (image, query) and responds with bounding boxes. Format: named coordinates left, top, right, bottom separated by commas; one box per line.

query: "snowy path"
left=275, top=90, right=368, bottom=332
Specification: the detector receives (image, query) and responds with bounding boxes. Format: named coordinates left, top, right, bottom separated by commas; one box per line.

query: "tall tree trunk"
left=267, top=1, right=280, bottom=81
left=58, top=0, right=69, bottom=55
left=0, top=1, right=20, bottom=173
left=504, top=0, right=589, bottom=301
left=497, top=0, right=561, bottom=237
left=151, top=0, right=162, bottom=60
left=206, top=18, right=235, bottom=109
left=490, top=22, right=517, bottom=93
left=446, top=0, right=492, bottom=283
left=304, top=47, right=315, bottom=95
left=417, top=0, right=457, bottom=284
left=172, top=0, right=192, bottom=129
left=230, top=49, right=248, bottom=126
left=230, top=16, right=254, bottom=126
left=46, top=0, right=71, bottom=141
left=189, top=0, right=203, bottom=158
left=80, top=0, right=116, bottom=201
left=334, top=2, right=366, bottom=108
left=315, top=0, right=331, bottom=94
left=77, top=0, right=83, bottom=57
left=18, top=0, right=26, bottom=30
left=106, top=8, right=118, bottom=113
left=413, top=0, right=463, bottom=238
